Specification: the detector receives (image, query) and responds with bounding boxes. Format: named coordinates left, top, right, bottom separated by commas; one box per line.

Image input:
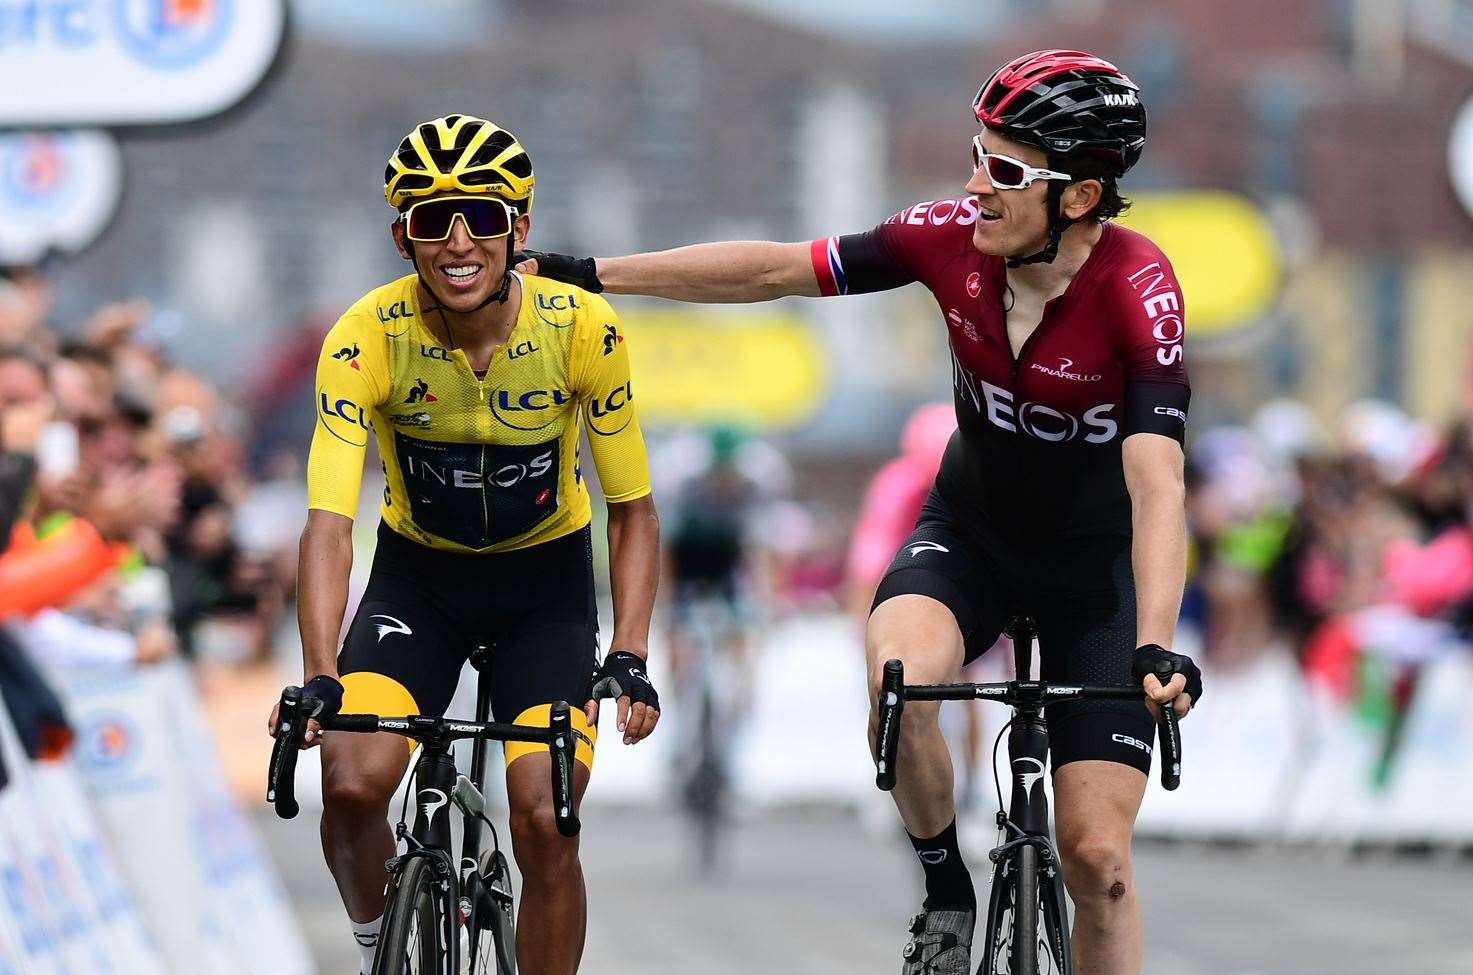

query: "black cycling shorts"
left=872, top=491, right=1155, bottom=775
left=338, top=521, right=599, bottom=768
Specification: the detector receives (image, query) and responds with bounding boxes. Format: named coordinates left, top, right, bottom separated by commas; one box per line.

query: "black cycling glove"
left=301, top=674, right=345, bottom=721
left=1131, top=644, right=1203, bottom=703
left=515, top=249, right=603, bottom=293
left=588, top=651, right=659, bottom=711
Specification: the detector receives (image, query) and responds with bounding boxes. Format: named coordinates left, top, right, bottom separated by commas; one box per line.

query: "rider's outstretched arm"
left=592, top=241, right=821, bottom=302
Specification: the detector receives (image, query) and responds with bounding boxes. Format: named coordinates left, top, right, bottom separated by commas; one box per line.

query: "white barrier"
left=54, top=659, right=313, bottom=974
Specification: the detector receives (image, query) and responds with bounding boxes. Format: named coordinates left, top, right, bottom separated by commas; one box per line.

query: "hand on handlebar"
left=1133, top=644, right=1201, bottom=721
left=265, top=674, right=344, bottom=749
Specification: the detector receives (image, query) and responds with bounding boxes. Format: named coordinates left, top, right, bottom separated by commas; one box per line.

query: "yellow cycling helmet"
left=384, top=114, right=534, bottom=214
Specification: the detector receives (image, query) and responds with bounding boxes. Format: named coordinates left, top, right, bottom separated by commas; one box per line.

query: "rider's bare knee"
left=1057, top=830, right=1130, bottom=906
left=507, top=786, right=578, bottom=878
left=322, top=763, right=395, bottom=820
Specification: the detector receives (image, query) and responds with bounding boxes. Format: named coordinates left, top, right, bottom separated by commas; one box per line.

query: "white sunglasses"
left=971, top=135, right=1073, bottom=190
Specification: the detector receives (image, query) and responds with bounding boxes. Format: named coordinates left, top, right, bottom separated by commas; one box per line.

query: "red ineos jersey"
left=811, top=199, right=1189, bottom=539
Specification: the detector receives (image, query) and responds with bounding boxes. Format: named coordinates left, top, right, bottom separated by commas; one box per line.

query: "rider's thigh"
left=1051, top=760, right=1146, bottom=885
left=866, top=594, right=968, bottom=693
left=321, top=729, right=411, bottom=813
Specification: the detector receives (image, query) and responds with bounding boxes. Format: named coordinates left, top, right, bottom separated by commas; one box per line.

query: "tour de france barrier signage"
left=0, top=129, right=122, bottom=265
left=0, top=0, right=286, bottom=126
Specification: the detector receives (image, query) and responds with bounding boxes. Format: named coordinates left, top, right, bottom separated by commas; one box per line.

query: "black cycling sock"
left=907, top=819, right=975, bottom=910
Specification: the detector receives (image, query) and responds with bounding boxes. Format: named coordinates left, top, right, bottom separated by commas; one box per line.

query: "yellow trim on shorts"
left=340, top=672, right=420, bottom=753
left=503, top=703, right=597, bottom=770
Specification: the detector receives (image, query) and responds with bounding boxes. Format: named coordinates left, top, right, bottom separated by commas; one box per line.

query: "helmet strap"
left=1007, top=179, right=1074, bottom=268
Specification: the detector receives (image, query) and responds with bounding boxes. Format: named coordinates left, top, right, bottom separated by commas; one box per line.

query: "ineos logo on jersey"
left=403, top=448, right=554, bottom=490
left=1029, top=357, right=1102, bottom=383
left=952, top=357, right=1117, bottom=444
left=889, top=198, right=980, bottom=228
left=1125, top=262, right=1184, bottom=366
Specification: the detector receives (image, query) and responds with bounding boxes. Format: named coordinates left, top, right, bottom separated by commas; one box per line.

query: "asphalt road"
left=259, top=805, right=1473, bottom=974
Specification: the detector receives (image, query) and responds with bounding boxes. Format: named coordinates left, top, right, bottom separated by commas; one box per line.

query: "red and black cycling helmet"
left=973, top=50, right=1146, bottom=178
left=972, top=51, right=1146, bottom=266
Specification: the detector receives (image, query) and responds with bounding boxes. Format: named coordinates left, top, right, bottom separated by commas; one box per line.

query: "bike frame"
left=873, top=616, right=1182, bottom=974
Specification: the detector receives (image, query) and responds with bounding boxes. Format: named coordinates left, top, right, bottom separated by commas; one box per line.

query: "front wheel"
left=375, top=856, right=455, bottom=975
left=466, top=847, right=517, bottom=975
left=980, top=844, right=1069, bottom=974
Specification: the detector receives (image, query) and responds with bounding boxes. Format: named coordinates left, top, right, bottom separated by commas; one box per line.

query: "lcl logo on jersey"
left=953, top=356, right=1117, bottom=444
left=533, top=292, right=578, bottom=328
left=318, top=391, right=370, bottom=447
left=377, top=300, right=413, bottom=324
left=585, top=381, right=633, bottom=437
left=490, top=388, right=571, bottom=432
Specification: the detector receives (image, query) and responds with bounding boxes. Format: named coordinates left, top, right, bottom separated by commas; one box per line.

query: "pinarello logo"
left=79, top=714, right=140, bottom=772
left=115, top=0, right=232, bottom=70
left=965, top=272, right=981, bottom=299
left=0, top=135, right=67, bottom=209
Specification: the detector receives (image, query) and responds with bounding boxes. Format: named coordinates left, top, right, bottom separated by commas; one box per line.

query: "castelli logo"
left=965, top=272, right=981, bottom=299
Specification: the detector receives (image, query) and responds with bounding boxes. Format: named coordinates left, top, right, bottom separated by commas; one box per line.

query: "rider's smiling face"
left=964, top=129, right=1055, bottom=259
left=391, top=190, right=531, bottom=313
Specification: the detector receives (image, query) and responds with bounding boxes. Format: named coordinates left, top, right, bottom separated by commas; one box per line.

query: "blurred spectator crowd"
left=0, top=266, right=302, bottom=769
left=1184, top=397, right=1473, bottom=743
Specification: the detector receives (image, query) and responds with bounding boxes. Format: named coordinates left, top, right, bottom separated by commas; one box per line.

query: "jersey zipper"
left=479, top=444, right=491, bottom=545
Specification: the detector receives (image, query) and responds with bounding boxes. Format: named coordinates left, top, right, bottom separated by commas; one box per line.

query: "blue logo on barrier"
left=113, top=0, right=231, bottom=69
left=0, top=135, right=69, bottom=212
left=78, top=712, right=140, bottom=773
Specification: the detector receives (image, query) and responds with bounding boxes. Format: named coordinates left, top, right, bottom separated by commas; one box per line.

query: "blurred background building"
left=4, top=1, right=1473, bottom=971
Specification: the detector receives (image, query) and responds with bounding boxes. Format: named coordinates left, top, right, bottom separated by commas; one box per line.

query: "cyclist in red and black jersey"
left=521, top=50, right=1201, bottom=975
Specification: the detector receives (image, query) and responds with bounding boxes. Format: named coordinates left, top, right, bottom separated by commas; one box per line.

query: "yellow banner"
left=1118, top=191, right=1281, bottom=337
left=618, top=310, right=828, bottom=429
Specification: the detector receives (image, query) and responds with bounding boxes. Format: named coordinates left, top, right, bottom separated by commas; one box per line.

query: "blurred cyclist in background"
left=661, top=423, right=779, bottom=870
left=520, top=51, right=1202, bottom=974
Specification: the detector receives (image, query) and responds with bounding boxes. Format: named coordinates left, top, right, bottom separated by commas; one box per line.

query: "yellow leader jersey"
left=307, top=273, right=651, bottom=553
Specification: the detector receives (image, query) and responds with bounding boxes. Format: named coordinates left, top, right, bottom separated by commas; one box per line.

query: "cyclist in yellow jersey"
left=268, top=115, right=661, bottom=975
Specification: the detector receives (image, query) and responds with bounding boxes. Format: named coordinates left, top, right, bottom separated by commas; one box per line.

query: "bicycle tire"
left=982, top=844, right=1068, bottom=974
left=375, top=856, right=452, bottom=975
left=468, top=847, right=517, bottom=975
left=1010, top=844, right=1040, bottom=973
